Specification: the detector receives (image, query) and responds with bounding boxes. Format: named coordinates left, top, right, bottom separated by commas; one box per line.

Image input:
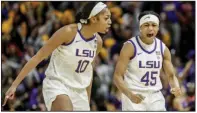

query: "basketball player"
left=113, top=11, right=182, bottom=111
left=3, top=2, right=111, bottom=111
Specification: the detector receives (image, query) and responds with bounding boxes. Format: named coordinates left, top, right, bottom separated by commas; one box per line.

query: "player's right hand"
left=129, top=93, right=145, bottom=104
left=2, top=86, right=17, bottom=106
left=170, top=87, right=182, bottom=97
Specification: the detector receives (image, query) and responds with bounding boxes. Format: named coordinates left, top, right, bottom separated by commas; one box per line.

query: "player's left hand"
left=170, top=87, right=182, bottom=97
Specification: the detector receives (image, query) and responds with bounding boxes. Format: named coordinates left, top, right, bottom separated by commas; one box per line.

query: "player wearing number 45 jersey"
left=114, top=11, right=182, bottom=111
left=3, top=2, right=111, bottom=111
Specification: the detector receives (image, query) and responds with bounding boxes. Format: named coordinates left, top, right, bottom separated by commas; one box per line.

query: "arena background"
left=1, top=1, right=195, bottom=111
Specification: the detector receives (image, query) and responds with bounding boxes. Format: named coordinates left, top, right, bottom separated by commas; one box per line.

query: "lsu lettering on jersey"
left=124, top=36, right=166, bottom=92
left=45, top=23, right=97, bottom=89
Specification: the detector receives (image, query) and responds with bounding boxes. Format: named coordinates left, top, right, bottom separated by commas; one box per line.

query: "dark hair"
left=75, top=2, right=99, bottom=23
left=138, top=11, right=160, bottom=21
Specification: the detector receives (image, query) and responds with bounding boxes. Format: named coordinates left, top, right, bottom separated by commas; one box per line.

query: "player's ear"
left=90, top=16, right=97, bottom=24
left=139, top=27, right=142, bottom=32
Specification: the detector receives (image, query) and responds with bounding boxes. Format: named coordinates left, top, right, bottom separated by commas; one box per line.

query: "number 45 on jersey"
left=141, top=71, right=158, bottom=86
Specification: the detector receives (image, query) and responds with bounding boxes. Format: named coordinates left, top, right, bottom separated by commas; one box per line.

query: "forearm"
left=12, top=55, right=43, bottom=87
left=113, top=56, right=132, bottom=98
left=114, top=74, right=132, bottom=97
left=168, top=74, right=180, bottom=89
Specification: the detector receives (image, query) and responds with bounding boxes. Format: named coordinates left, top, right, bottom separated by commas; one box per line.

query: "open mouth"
left=106, top=27, right=110, bottom=31
left=105, top=29, right=109, bottom=33
left=147, top=33, right=154, bottom=38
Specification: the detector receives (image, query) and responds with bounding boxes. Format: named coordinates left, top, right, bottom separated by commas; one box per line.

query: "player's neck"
left=139, top=35, right=154, bottom=45
left=80, top=24, right=97, bottom=40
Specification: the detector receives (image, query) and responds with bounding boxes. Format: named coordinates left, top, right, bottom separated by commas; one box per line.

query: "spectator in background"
left=161, top=1, right=181, bottom=54
left=178, top=2, right=195, bottom=63
left=1, top=1, right=195, bottom=111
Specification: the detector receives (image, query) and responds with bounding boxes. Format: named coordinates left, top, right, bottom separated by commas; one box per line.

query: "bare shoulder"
left=163, top=46, right=171, bottom=60
left=95, top=33, right=103, bottom=54
left=56, top=24, right=78, bottom=43
left=56, top=24, right=77, bottom=35
left=95, top=33, right=103, bottom=46
left=65, top=24, right=78, bottom=32
left=120, top=40, right=135, bottom=58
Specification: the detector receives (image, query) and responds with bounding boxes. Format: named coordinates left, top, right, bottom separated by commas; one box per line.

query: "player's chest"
left=68, top=43, right=97, bottom=60
left=134, top=50, right=162, bottom=69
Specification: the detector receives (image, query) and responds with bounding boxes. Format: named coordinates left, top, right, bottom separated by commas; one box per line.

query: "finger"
left=137, top=94, right=145, bottom=100
left=136, top=97, right=143, bottom=103
left=178, top=91, right=182, bottom=96
left=174, top=91, right=182, bottom=97
left=135, top=99, right=140, bottom=104
left=175, top=93, right=181, bottom=97
left=171, top=89, right=176, bottom=94
left=136, top=101, right=140, bottom=104
left=170, top=89, right=175, bottom=92
left=171, top=91, right=175, bottom=94
left=171, top=88, right=178, bottom=93
left=10, top=94, right=15, bottom=100
left=173, top=88, right=181, bottom=92
left=138, top=96, right=144, bottom=100
left=174, top=89, right=180, bottom=93
left=2, top=96, right=9, bottom=106
left=133, top=97, right=140, bottom=104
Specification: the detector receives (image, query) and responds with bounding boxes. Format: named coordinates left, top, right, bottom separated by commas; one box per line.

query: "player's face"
left=95, top=8, right=112, bottom=34
left=140, top=22, right=159, bottom=39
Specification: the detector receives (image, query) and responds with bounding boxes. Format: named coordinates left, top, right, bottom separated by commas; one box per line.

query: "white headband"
left=80, top=2, right=107, bottom=24
left=139, top=14, right=159, bottom=26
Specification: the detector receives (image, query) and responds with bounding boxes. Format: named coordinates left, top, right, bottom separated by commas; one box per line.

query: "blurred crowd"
left=1, top=1, right=195, bottom=111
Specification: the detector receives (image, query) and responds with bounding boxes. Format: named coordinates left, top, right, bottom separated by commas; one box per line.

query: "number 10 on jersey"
left=140, top=71, right=158, bottom=86
left=75, top=60, right=90, bottom=73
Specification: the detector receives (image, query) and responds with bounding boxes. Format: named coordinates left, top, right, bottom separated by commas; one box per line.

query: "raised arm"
left=3, top=25, right=76, bottom=106
left=178, top=59, right=194, bottom=83
left=162, top=47, right=182, bottom=97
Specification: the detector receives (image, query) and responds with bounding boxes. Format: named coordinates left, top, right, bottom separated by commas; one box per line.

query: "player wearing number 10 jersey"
left=113, top=11, right=182, bottom=111
left=3, top=2, right=111, bottom=111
